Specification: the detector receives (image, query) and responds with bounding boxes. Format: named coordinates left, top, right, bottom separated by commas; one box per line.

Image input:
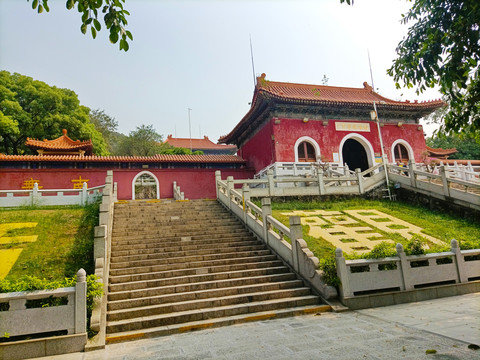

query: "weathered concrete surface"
left=33, top=293, right=479, bottom=360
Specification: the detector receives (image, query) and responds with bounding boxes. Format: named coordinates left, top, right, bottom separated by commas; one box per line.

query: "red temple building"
left=219, top=74, right=445, bottom=174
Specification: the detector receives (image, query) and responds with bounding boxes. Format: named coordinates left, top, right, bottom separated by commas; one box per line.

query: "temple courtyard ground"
left=37, top=292, right=479, bottom=360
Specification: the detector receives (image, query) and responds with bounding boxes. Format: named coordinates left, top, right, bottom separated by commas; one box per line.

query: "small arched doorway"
left=342, top=138, right=369, bottom=172
left=393, top=143, right=410, bottom=164
left=132, top=171, right=159, bottom=200
left=297, top=141, right=317, bottom=162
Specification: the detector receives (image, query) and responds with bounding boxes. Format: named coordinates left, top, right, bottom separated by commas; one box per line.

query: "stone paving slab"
left=35, top=293, right=480, bottom=360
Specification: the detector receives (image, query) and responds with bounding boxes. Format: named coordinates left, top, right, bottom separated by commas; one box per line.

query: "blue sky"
left=0, top=0, right=441, bottom=141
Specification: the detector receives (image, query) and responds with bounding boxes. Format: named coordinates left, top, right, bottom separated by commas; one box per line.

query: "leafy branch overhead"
left=387, top=0, right=480, bottom=134
left=28, top=0, right=132, bottom=51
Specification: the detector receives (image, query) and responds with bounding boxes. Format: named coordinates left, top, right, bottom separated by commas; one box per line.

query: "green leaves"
left=28, top=0, right=132, bottom=51
left=388, top=0, right=480, bottom=134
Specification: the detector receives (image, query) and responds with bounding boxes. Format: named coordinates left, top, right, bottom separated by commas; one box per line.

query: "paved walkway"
left=39, top=293, right=479, bottom=360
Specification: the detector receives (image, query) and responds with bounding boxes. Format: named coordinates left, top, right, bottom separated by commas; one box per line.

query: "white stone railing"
left=255, top=162, right=355, bottom=179
left=216, top=171, right=337, bottom=300
left=89, top=171, right=116, bottom=349
left=0, top=269, right=87, bottom=338
left=0, top=182, right=105, bottom=208
left=387, top=161, right=480, bottom=211
left=335, top=240, right=480, bottom=299
left=218, top=163, right=385, bottom=198
left=173, top=181, right=185, bottom=200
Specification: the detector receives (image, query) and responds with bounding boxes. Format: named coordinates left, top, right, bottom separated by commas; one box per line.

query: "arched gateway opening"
left=342, top=138, right=370, bottom=172
left=132, top=171, right=160, bottom=200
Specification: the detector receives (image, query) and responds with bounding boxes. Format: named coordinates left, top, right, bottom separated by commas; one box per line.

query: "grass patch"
left=387, top=224, right=408, bottom=230
left=272, top=198, right=480, bottom=260
left=371, top=217, right=392, bottom=222
left=0, top=204, right=98, bottom=281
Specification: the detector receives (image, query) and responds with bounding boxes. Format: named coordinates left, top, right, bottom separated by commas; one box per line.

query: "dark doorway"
left=394, top=143, right=410, bottom=164
left=342, top=139, right=369, bottom=172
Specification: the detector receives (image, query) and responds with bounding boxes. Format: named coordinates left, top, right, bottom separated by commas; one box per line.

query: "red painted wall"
left=239, top=117, right=426, bottom=173
left=238, top=120, right=275, bottom=173
left=0, top=168, right=254, bottom=200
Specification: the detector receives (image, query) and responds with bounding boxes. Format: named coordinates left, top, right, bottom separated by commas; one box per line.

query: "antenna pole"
left=250, top=35, right=256, bottom=87
left=188, top=108, right=192, bottom=151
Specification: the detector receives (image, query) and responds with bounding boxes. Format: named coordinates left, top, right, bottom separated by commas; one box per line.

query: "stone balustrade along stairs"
left=106, top=199, right=330, bottom=343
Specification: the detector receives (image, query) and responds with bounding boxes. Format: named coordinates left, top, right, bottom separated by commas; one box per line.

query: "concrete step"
left=112, top=254, right=277, bottom=282
left=110, top=245, right=268, bottom=272
left=110, top=235, right=257, bottom=257
left=105, top=304, right=332, bottom=344
left=106, top=295, right=321, bottom=334
left=111, top=231, right=252, bottom=244
left=108, top=273, right=299, bottom=302
left=107, top=279, right=305, bottom=310
left=110, top=259, right=283, bottom=278
left=110, top=240, right=264, bottom=265
left=107, top=288, right=313, bottom=322
left=111, top=224, right=247, bottom=237
left=109, top=266, right=291, bottom=292
left=111, top=217, right=240, bottom=229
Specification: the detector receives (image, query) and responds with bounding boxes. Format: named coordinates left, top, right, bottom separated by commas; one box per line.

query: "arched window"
left=297, top=141, right=316, bottom=162
left=394, top=143, right=409, bottom=164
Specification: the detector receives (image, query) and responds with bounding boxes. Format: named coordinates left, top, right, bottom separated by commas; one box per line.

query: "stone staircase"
left=106, top=199, right=330, bottom=343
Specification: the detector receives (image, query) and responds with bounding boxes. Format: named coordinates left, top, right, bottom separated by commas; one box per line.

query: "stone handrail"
left=215, top=171, right=337, bottom=300
left=255, top=162, right=356, bottom=179
left=173, top=181, right=185, bottom=200
left=0, top=182, right=105, bottom=207
left=0, top=269, right=87, bottom=337
left=219, top=165, right=386, bottom=198
left=335, top=240, right=480, bottom=299
left=387, top=161, right=480, bottom=210
left=90, top=170, right=116, bottom=349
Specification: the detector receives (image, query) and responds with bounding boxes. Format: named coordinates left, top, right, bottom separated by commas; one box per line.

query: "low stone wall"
left=0, top=183, right=104, bottom=208
left=335, top=240, right=480, bottom=309
left=0, top=270, right=87, bottom=360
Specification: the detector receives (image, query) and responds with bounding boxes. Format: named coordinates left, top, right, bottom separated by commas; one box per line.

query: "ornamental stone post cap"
left=335, top=248, right=343, bottom=257
left=76, top=268, right=86, bottom=282
left=396, top=243, right=404, bottom=253
left=451, top=239, right=458, bottom=248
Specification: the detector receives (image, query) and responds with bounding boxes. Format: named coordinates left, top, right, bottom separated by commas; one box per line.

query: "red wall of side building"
left=237, top=120, right=275, bottom=173
left=240, top=117, right=426, bottom=173
left=0, top=168, right=254, bottom=200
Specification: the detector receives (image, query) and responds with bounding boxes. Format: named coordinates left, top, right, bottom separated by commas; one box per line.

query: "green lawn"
left=0, top=204, right=98, bottom=282
left=271, top=198, right=480, bottom=260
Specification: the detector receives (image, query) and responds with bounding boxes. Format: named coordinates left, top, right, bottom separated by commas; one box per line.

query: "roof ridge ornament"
left=363, top=82, right=373, bottom=92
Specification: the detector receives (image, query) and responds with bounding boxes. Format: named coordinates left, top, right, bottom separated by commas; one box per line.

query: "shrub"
left=365, top=242, right=397, bottom=259
left=319, top=252, right=340, bottom=287
left=404, top=236, right=425, bottom=256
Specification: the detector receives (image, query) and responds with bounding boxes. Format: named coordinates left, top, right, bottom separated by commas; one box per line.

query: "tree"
left=427, top=134, right=480, bottom=160
left=386, top=0, right=480, bottom=134
left=0, top=71, right=108, bottom=155
left=89, top=109, right=118, bottom=154
left=115, top=124, right=166, bottom=156
left=28, top=0, right=132, bottom=51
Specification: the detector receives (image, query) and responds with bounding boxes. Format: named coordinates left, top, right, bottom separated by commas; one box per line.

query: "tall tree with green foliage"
left=89, top=109, right=118, bottom=154
left=386, top=0, right=480, bottom=134
left=0, top=71, right=108, bottom=155
left=115, top=125, right=166, bottom=156
left=28, top=0, right=132, bottom=51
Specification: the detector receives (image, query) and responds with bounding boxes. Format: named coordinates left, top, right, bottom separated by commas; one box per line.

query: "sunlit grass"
left=0, top=204, right=98, bottom=281
left=270, top=198, right=480, bottom=259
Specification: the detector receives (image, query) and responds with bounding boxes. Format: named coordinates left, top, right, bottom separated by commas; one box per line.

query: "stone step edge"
left=107, top=287, right=312, bottom=316
left=109, top=249, right=270, bottom=269
left=109, top=260, right=283, bottom=281
left=108, top=273, right=298, bottom=299
left=105, top=304, right=332, bottom=344
left=107, top=279, right=304, bottom=308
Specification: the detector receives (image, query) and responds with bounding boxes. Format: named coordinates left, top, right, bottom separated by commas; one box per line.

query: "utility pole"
left=188, top=108, right=192, bottom=151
